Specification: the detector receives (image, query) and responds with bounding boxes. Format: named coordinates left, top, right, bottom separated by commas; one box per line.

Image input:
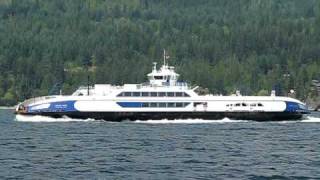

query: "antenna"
left=87, top=72, right=90, bottom=96
left=163, top=49, right=170, bottom=66
left=163, top=49, right=166, bottom=66
left=83, top=55, right=92, bottom=96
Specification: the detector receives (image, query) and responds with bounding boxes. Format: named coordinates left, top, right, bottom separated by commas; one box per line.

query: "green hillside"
left=0, top=0, right=320, bottom=105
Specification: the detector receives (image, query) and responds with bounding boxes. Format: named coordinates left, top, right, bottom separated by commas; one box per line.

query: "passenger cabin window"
left=133, top=92, right=140, bottom=97
left=117, top=92, right=124, bottom=97
left=183, top=92, right=190, bottom=97
left=168, top=103, right=175, bottom=107
left=142, top=103, right=149, bottom=107
left=124, top=92, right=131, bottom=97
left=183, top=102, right=190, bottom=107
left=150, top=92, right=157, bottom=97
left=154, top=76, right=163, bottom=80
left=117, top=91, right=191, bottom=97
left=227, top=103, right=259, bottom=107
left=258, top=103, right=263, bottom=107
left=159, top=103, right=166, bottom=107
left=118, top=102, right=191, bottom=108
left=167, top=92, right=174, bottom=97
left=176, top=103, right=183, bottom=107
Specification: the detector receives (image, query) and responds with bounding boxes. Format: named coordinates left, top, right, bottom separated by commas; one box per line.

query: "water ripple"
left=0, top=110, right=319, bottom=179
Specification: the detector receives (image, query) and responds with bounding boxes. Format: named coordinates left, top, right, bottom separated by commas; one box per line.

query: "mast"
left=83, top=55, right=92, bottom=96
left=163, top=49, right=169, bottom=66
left=163, top=49, right=166, bottom=66
left=87, top=71, right=90, bottom=96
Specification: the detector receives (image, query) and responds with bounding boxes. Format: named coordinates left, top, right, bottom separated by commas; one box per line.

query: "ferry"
left=15, top=51, right=309, bottom=121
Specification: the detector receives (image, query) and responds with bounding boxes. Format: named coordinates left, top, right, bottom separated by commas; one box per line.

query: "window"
left=250, top=103, right=256, bottom=107
left=159, top=103, right=166, bottom=107
left=183, top=92, right=190, bottom=97
left=117, top=92, right=124, bottom=97
left=118, top=101, right=191, bottom=108
left=124, top=92, right=131, bottom=97
left=150, top=92, right=157, bottom=97
left=235, top=103, right=241, bottom=107
left=258, top=103, right=263, bottom=107
left=154, top=76, right=163, bottom=80
left=242, top=103, right=247, bottom=107
left=176, top=103, right=183, bottom=107
left=167, top=92, right=174, bottom=97
left=168, top=103, right=175, bottom=107
left=133, top=92, right=140, bottom=97
left=118, top=92, right=188, bottom=98
left=150, top=103, right=157, bottom=107
left=142, top=103, right=149, bottom=107
left=183, top=102, right=190, bottom=107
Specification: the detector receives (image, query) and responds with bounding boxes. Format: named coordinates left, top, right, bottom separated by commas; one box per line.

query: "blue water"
left=1, top=109, right=320, bottom=179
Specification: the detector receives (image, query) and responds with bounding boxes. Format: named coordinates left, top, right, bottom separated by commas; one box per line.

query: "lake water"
left=1, top=109, right=320, bottom=179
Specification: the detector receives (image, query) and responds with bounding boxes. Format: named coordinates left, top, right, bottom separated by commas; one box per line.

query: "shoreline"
left=0, top=106, right=16, bottom=110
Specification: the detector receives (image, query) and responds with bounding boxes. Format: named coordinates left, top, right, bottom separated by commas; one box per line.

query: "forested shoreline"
left=0, top=0, right=319, bottom=106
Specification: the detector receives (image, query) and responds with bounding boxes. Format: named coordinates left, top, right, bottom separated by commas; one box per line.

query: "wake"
left=134, top=118, right=248, bottom=124
left=301, top=115, right=320, bottom=123
left=14, top=114, right=320, bottom=123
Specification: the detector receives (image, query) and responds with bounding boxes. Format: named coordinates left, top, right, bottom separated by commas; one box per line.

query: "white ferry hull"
left=15, top=95, right=309, bottom=121
left=17, top=110, right=305, bottom=121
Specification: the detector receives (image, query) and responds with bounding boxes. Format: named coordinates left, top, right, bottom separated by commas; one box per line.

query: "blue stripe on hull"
left=28, top=101, right=77, bottom=113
